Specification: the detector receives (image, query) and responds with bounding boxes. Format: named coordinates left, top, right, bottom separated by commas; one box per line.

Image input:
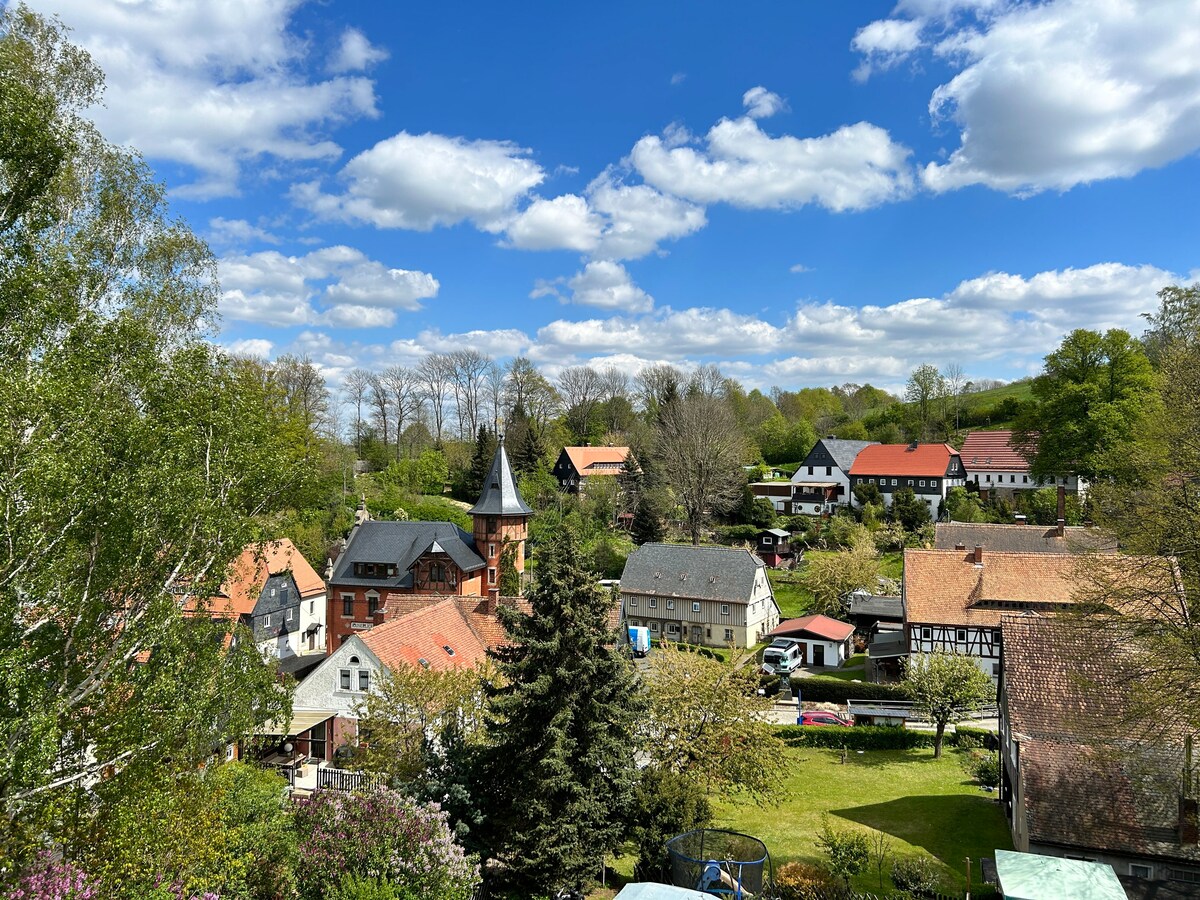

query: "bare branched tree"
left=343, top=368, right=372, bottom=457
left=448, top=349, right=493, bottom=440
left=636, top=364, right=683, bottom=415
left=655, top=395, right=747, bottom=544
left=367, top=373, right=391, bottom=449
left=558, top=365, right=603, bottom=441
left=417, top=354, right=454, bottom=445
left=273, top=354, right=331, bottom=435
left=382, top=365, right=421, bottom=461
left=686, top=363, right=725, bottom=400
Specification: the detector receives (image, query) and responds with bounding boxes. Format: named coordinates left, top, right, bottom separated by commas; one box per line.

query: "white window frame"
left=724, top=628, right=734, bottom=641
left=721, top=604, right=730, bottom=616
left=338, top=668, right=351, bottom=691
left=667, top=600, right=675, bottom=610
left=650, top=622, right=660, bottom=633
left=956, top=628, right=968, bottom=642
left=692, top=602, right=701, bottom=613
left=921, top=627, right=932, bottom=640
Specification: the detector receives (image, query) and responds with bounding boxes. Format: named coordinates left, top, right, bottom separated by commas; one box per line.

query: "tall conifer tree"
left=476, top=529, right=642, bottom=894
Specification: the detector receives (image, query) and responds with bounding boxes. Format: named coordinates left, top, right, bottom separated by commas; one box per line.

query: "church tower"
left=469, top=437, right=532, bottom=599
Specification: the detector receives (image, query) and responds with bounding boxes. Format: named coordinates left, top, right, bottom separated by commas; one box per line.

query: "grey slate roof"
left=469, top=440, right=533, bottom=516
left=619, top=543, right=765, bottom=604
left=811, top=438, right=878, bottom=471
left=934, top=522, right=1118, bottom=554
left=331, top=520, right=486, bottom=588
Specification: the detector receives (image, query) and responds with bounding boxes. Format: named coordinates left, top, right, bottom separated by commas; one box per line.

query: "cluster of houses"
left=753, top=431, right=1084, bottom=518
left=188, top=431, right=1196, bottom=889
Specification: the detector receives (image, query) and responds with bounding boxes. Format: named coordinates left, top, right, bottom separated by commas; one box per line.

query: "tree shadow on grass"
left=830, top=794, right=1010, bottom=867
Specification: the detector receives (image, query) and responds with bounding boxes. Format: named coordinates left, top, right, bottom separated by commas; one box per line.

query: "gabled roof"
left=361, top=597, right=489, bottom=672
left=469, top=440, right=533, bottom=516
left=849, top=442, right=959, bottom=477
left=934, top=522, right=1118, bottom=554
left=262, top=538, right=325, bottom=597
left=1002, top=617, right=1198, bottom=864
left=330, top=521, right=485, bottom=588
left=959, top=430, right=1031, bottom=472
left=903, top=548, right=1086, bottom=627
left=620, top=543, right=767, bottom=604
left=804, top=438, right=878, bottom=471
left=770, top=614, right=854, bottom=642
left=562, top=446, right=631, bottom=476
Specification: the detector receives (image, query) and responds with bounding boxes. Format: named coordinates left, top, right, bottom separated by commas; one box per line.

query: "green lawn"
left=768, top=568, right=813, bottom=619
left=819, top=652, right=867, bottom=680
left=709, top=746, right=1012, bottom=894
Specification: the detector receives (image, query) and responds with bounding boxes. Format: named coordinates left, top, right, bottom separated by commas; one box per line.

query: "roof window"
left=443, top=645, right=455, bottom=656
left=418, top=658, right=430, bottom=669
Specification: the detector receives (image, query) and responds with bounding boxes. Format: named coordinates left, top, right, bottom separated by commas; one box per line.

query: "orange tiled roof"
left=263, top=539, right=324, bottom=598
left=362, top=597, right=490, bottom=672
left=184, top=539, right=323, bottom=619
left=959, top=430, right=1032, bottom=472
left=903, top=548, right=1092, bottom=627
left=564, top=446, right=631, bottom=476
left=848, top=443, right=959, bottom=477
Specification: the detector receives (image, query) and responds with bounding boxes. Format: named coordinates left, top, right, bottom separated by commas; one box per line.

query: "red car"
left=799, top=711, right=852, bottom=727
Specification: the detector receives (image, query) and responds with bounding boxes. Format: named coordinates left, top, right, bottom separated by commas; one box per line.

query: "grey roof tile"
left=331, top=520, right=485, bottom=587
left=620, top=543, right=765, bottom=604
left=469, top=441, right=533, bottom=516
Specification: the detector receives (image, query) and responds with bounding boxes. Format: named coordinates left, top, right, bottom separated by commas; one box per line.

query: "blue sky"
left=28, top=0, right=1200, bottom=394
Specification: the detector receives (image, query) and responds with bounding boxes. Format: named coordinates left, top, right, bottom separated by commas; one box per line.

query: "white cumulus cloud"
left=329, top=27, right=389, bottom=73
left=631, top=117, right=915, bottom=212
left=218, top=246, right=438, bottom=328
left=293, top=131, right=545, bottom=230
left=29, top=0, right=382, bottom=198
left=566, top=261, right=655, bottom=313
left=742, top=86, right=788, bottom=119
left=906, top=0, right=1200, bottom=193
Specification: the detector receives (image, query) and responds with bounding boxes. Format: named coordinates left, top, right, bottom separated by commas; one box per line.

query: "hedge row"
left=774, top=724, right=1001, bottom=752
left=777, top=725, right=933, bottom=750
left=788, top=676, right=908, bottom=703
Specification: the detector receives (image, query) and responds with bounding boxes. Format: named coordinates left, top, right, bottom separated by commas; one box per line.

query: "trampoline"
left=665, top=828, right=772, bottom=898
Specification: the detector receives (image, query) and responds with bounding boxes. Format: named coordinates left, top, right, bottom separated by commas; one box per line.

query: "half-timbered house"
left=619, top=543, right=780, bottom=648
left=792, top=437, right=877, bottom=510
left=902, top=547, right=1091, bottom=680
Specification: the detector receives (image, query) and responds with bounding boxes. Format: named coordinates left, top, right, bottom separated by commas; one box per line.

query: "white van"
left=761, top=638, right=804, bottom=675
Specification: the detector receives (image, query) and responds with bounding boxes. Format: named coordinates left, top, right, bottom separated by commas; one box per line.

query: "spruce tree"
left=461, top=425, right=497, bottom=501
left=476, top=529, right=642, bottom=894
left=631, top=492, right=664, bottom=546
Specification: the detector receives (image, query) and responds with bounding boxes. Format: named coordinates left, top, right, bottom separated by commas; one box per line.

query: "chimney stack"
left=973, top=545, right=983, bottom=565
left=1056, top=485, right=1066, bottom=537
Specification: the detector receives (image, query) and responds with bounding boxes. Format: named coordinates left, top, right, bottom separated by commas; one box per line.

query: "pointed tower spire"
left=469, top=436, right=533, bottom=516
left=470, top=437, right=531, bottom=601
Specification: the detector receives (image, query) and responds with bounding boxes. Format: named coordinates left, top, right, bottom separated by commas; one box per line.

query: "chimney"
left=973, top=545, right=983, bottom=565
left=484, top=590, right=499, bottom=616
left=1056, top=486, right=1066, bottom=537
left=908, top=441, right=919, bottom=451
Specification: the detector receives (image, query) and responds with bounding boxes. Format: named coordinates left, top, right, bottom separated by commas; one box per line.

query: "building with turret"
left=324, top=439, right=531, bottom=651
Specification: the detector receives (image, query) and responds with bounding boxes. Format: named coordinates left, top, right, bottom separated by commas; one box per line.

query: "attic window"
left=443, top=645, right=455, bottom=656
left=679, top=573, right=687, bottom=582
left=418, top=658, right=430, bottom=669
left=709, top=575, right=718, bottom=584
left=349, top=655, right=360, bottom=665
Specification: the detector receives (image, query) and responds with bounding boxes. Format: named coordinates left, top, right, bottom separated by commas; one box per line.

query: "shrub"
left=816, top=818, right=869, bottom=885
left=292, top=787, right=479, bottom=900
left=772, top=861, right=841, bottom=900
left=759, top=674, right=781, bottom=697
left=716, top=525, right=760, bottom=544
left=788, top=676, right=907, bottom=704
left=776, top=725, right=932, bottom=751
left=967, top=751, right=1001, bottom=788
left=628, top=767, right=712, bottom=882
left=891, top=856, right=940, bottom=896
left=326, top=875, right=416, bottom=900
left=3, top=854, right=102, bottom=900
left=952, top=725, right=999, bottom=751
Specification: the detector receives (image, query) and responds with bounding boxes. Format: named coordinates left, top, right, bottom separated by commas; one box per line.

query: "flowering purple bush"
left=3, top=854, right=100, bottom=900
left=293, top=787, right=478, bottom=900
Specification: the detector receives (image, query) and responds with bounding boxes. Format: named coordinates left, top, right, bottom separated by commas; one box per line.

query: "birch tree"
left=0, top=6, right=302, bottom=854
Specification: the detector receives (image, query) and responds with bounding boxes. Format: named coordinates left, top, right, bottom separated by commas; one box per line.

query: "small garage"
left=767, top=614, right=855, bottom=668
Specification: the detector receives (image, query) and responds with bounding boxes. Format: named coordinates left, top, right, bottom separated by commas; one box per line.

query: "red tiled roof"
left=183, top=539, right=323, bottom=619
left=362, top=597, right=489, bottom=672
left=771, top=614, right=854, bottom=642
left=848, top=443, right=959, bottom=477
left=959, top=430, right=1032, bottom=472
left=564, top=446, right=630, bottom=476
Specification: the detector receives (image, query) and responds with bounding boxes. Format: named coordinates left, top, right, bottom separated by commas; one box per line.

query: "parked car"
left=761, top=637, right=804, bottom=675
left=799, top=711, right=852, bottom=727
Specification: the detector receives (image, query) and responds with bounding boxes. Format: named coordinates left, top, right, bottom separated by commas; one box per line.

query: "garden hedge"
left=788, top=676, right=908, bottom=703
left=774, top=724, right=1001, bottom=752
